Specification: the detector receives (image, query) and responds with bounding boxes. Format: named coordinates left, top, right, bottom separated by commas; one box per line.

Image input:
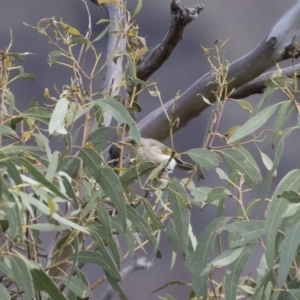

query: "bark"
left=138, top=1, right=300, bottom=141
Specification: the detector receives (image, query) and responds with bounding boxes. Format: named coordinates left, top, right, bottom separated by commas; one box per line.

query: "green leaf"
left=96, top=207, right=122, bottom=269
left=0, top=124, right=19, bottom=140
left=265, top=169, right=300, bottom=269
left=186, top=217, right=230, bottom=299
left=141, top=197, right=164, bottom=231
left=31, top=269, right=67, bottom=300
left=279, top=191, right=300, bottom=203
left=236, top=99, right=253, bottom=113
left=19, top=107, right=52, bottom=124
left=227, top=103, right=280, bottom=144
left=48, top=51, right=70, bottom=65
left=45, top=150, right=59, bottom=182
left=79, top=147, right=103, bottom=176
left=104, top=270, right=127, bottom=300
left=206, top=187, right=232, bottom=205
left=59, top=173, right=79, bottom=209
left=10, top=255, right=35, bottom=300
left=97, top=166, right=126, bottom=229
left=167, top=180, right=190, bottom=255
left=2, top=157, right=69, bottom=200
left=93, top=99, right=140, bottom=143
left=260, top=151, right=274, bottom=171
left=76, top=250, right=121, bottom=281
left=49, top=98, right=69, bottom=135
left=0, top=283, right=10, bottom=300
left=266, top=75, right=294, bottom=88
left=132, top=0, right=142, bottom=18
left=220, top=146, right=262, bottom=186
left=93, top=24, right=110, bottom=42
left=224, top=244, right=255, bottom=300
left=258, top=127, right=294, bottom=212
left=119, top=161, right=156, bottom=187
left=58, top=276, right=91, bottom=298
left=187, top=148, right=221, bottom=171
left=126, top=204, right=157, bottom=250
left=61, top=22, right=81, bottom=36
left=270, top=101, right=293, bottom=146
left=277, top=219, right=300, bottom=288
left=21, top=192, right=88, bottom=233
left=200, top=247, right=244, bottom=276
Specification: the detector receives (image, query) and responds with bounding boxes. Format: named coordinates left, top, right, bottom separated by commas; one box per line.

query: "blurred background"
left=1, top=0, right=299, bottom=299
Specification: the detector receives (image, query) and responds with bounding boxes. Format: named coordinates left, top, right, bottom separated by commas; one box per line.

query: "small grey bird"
left=119, top=137, right=194, bottom=173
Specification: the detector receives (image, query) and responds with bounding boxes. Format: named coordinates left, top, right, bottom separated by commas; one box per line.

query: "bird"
left=119, top=137, right=194, bottom=173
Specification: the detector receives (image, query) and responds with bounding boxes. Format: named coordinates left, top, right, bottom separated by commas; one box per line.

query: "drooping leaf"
left=186, top=217, right=230, bottom=299
left=265, top=169, right=300, bottom=270
left=277, top=219, right=300, bottom=288
left=10, top=255, right=35, bottom=300
left=97, top=166, right=126, bottom=229
left=31, top=269, right=67, bottom=300
left=126, top=204, right=157, bottom=250
left=96, top=207, right=122, bottom=268
left=258, top=127, right=294, bottom=211
left=49, top=98, right=69, bottom=135
left=0, top=283, right=10, bottom=300
left=167, top=180, right=190, bottom=255
left=224, top=244, right=255, bottom=300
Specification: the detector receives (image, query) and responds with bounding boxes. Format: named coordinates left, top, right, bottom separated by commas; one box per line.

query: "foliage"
left=0, top=3, right=300, bottom=300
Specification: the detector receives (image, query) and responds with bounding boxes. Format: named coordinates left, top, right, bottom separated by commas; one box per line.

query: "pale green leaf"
left=227, top=103, right=280, bottom=144
left=49, top=98, right=69, bottom=135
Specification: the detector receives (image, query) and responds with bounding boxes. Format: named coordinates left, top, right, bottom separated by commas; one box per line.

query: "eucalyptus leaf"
left=227, top=103, right=280, bottom=144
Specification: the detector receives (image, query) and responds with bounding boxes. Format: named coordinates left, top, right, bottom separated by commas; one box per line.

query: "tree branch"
left=138, top=1, right=300, bottom=141
left=136, top=1, right=204, bottom=82
left=91, top=0, right=127, bottom=127
left=231, top=63, right=300, bottom=99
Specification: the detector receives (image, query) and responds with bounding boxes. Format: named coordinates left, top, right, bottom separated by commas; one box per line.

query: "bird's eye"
left=130, top=139, right=136, bottom=145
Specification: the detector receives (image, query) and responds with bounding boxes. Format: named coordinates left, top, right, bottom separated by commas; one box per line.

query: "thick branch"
left=91, top=1, right=127, bottom=127
left=231, top=63, right=300, bottom=99
left=138, top=1, right=300, bottom=141
left=136, top=1, right=204, bottom=81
